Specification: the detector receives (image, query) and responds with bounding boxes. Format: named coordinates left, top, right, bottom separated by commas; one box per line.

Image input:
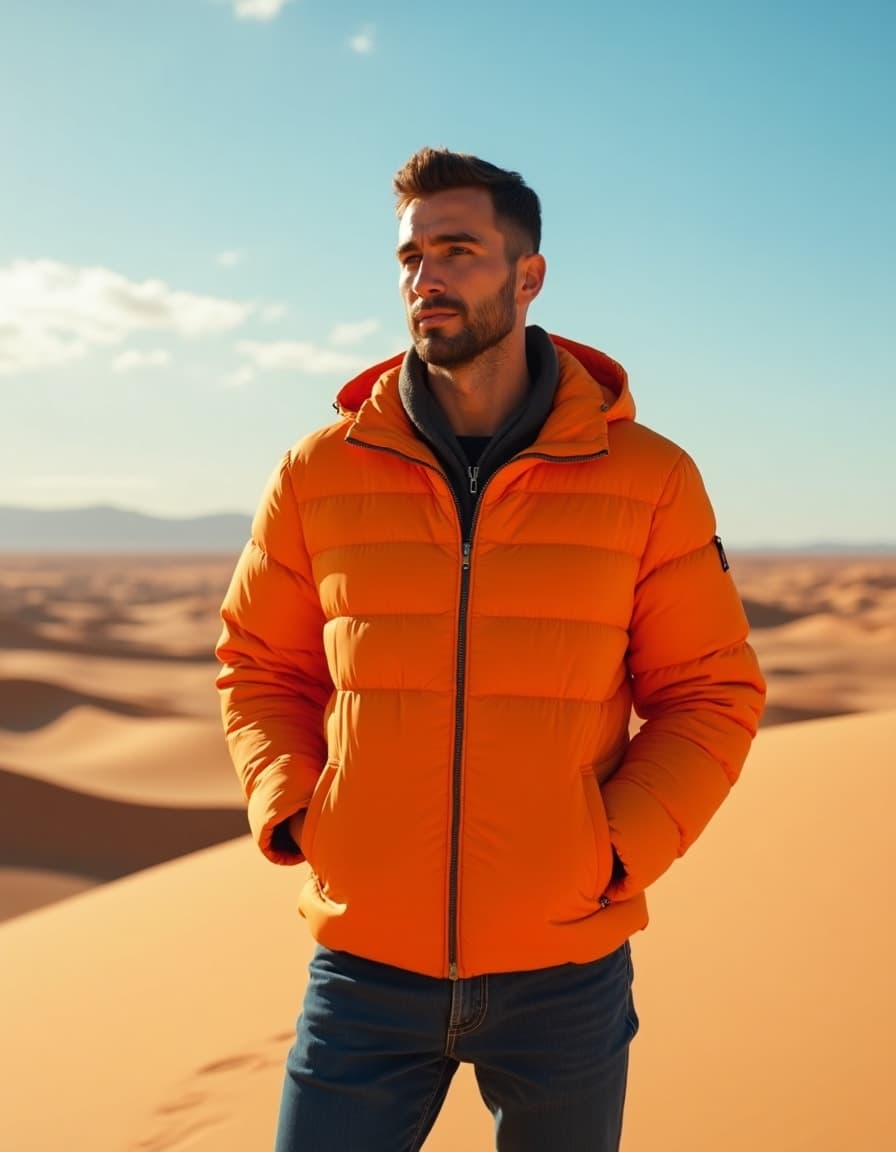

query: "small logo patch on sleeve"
left=714, top=535, right=730, bottom=572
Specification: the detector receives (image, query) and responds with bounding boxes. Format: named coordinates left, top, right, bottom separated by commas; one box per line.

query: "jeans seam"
left=408, top=1056, right=454, bottom=1152
left=454, top=975, right=488, bottom=1037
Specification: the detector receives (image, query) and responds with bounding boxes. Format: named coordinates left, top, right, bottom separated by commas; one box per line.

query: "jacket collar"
left=337, top=330, right=635, bottom=463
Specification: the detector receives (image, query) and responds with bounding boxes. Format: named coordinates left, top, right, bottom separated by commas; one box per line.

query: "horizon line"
left=1, top=502, right=894, bottom=554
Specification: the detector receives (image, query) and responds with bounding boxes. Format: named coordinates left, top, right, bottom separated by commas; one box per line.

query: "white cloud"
left=260, top=303, right=288, bottom=323
left=221, top=365, right=256, bottom=390
left=233, top=0, right=292, bottom=21
left=0, top=260, right=251, bottom=376
left=113, top=348, right=171, bottom=374
left=349, top=25, right=375, bottom=54
left=216, top=249, right=245, bottom=268
left=328, top=318, right=380, bottom=347
left=237, top=340, right=365, bottom=376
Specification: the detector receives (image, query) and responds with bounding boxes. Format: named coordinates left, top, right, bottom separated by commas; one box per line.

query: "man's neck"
left=425, top=340, right=530, bottom=436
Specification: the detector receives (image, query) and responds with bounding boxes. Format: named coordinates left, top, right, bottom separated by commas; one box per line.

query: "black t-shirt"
left=456, top=435, right=492, bottom=466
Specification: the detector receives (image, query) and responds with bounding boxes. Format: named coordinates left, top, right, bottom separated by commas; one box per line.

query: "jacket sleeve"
left=215, top=451, right=331, bottom=865
left=601, top=450, right=766, bottom=900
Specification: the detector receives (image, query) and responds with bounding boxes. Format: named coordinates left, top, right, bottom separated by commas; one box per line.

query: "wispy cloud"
left=329, top=318, right=380, bottom=346
left=216, top=249, right=245, bottom=268
left=113, top=348, right=171, bottom=374
left=237, top=339, right=365, bottom=377
left=223, top=317, right=386, bottom=387
left=260, top=303, right=288, bottom=323
left=349, top=25, right=375, bottom=55
left=221, top=365, right=257, bottom=390
left=0, top=260, right=251, bottom=376
left=233, top=0, right=292, bottom=21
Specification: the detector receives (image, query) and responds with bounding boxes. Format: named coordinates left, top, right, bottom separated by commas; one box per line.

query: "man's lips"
left=414, top=311, right=457, bottom=330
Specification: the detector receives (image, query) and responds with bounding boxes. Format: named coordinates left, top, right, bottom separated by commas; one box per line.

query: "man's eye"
left=447, top=246, right=470, bottom=256
left=401, top=254, right=421, bottom=268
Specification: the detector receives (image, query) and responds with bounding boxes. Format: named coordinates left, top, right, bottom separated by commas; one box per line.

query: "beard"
left=410, top=269, right=517, bottom=368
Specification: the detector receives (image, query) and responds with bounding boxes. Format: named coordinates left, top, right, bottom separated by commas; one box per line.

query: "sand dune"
left=0, top=765, right=246, bottom=881
left=0, top=609, right=214, bottom=661
left=0, top=553, right=228, bottom=659
left=738, top=555, right=896, bottom=725
left=0, top=676, right=176, bottom=732
left=741, top=598, right=805, bottom=629
left=0, top=866, right=97, bottom=918
left=1, top=552, right=895, bottom=1147
left=1, top=551, right=895, bottom=927
left=0, top=556, right=244, bottom=917
left=0, top=705, right=242, bottom=805
left=2, top=710, right=893, bottom=1151
left=0, top=649, right=222, bottom=717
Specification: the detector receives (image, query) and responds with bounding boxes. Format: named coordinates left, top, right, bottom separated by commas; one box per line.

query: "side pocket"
left=580, top=767, right=613, bottom=902
left=300, top=760, right=339, bottom=862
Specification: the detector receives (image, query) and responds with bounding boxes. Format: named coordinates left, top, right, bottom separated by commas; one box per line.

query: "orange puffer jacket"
left=216, top=334, right=766, bottom=979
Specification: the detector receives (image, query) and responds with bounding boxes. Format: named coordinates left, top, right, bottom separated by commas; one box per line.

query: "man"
left=216, top=147, right=766, bottom=1152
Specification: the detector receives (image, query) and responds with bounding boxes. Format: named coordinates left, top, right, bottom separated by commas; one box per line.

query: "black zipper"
left=347, top=434, right=609, bottom=979
left=447, top=537, right=472, bottom=980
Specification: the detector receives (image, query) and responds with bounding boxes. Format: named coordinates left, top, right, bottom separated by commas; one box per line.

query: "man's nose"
left=411, top=257, right=445, bottom=297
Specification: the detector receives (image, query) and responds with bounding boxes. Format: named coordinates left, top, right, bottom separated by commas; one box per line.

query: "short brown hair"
left=393, top=147, right=542, bottom=257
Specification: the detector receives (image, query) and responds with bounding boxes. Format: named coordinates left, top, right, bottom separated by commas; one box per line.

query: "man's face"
left=397, top=187, right=523, bottom=368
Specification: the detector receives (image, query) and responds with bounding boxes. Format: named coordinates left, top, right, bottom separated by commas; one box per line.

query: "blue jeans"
left=274, top=943, right=638, bottom=1152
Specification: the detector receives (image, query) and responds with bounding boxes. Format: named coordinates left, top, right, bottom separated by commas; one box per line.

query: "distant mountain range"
left=1, top=504, right=894, bottom=555
left=0, top=505, right=252, bottom=553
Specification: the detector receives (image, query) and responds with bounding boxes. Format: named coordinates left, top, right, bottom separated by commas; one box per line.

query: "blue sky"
left=1, top=0, right=893, bottom=546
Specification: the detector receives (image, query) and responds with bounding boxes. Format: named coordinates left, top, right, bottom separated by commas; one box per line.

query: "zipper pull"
left=468, top=465, right=479, bottom=495
left=462, top=541, right=471, bottom=570
left=449, top=961, right=459, bottom=981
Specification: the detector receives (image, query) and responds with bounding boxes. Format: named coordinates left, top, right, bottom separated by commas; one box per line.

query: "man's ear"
left=518, top=253, right=546, bottom=303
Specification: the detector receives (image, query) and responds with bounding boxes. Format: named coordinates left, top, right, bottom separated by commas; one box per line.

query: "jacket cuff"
left=248, top=787, right=307, bottom=866
left=270, top=817, right=303, bottom=860
left=602, top=776, right=681, bottom=899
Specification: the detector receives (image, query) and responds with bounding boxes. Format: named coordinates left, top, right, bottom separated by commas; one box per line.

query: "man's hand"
left=287, top=809, right=306, bottom=851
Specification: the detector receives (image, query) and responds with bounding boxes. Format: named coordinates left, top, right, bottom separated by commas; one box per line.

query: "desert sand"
left=2, top=551, right=895, bottom=1150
